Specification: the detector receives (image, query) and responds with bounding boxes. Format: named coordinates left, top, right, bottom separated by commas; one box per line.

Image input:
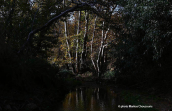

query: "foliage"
left=0, top=41, right=59, bottom=90
left=63, top=78, right=82, bottom=89
left=121, top=0, right=172, bottom=60
left=57, top=69, right=81, bottom=89
left=1, top=0, right=172, bottom=92
left=0, top=0, right=61, bottom=58
left=110, top=0, right=172, bottom=89
left=103, top=71, right=115, bottom=79
left=57, top=69, right=74, bottom=78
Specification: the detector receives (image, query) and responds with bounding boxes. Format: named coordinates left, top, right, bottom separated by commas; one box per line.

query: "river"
left=57, top=87, right=120, bottom=111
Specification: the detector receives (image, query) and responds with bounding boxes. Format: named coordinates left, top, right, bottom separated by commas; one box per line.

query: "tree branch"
left=18, top=1, right=118, bottom=54
left=18, top=3, right=87, bottom=54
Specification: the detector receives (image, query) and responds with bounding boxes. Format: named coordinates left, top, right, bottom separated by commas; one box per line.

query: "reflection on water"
left=59, top=87, right=119, bottom=111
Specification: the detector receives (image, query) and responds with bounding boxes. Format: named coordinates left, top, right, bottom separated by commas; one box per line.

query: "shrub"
left=0, top=42, right=59, bottom=90
left=104, top=71, right=115, bottom=79
left=57, top=69, right=74, bottom=78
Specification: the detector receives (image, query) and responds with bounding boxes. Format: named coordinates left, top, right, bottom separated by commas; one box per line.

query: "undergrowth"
left=0, top=41, right=61, bottom=91
left=103, top=70, right=115, bottom=79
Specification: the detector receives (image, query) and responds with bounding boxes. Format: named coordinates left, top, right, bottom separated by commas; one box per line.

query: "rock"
left=4, top=105, right=12, bottom=110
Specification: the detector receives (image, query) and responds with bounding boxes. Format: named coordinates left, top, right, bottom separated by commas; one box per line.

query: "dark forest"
left=0, top=0, right=172, bottom=110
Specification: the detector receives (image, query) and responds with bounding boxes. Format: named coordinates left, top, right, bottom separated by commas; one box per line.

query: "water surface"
left=58, top=87, right=119, bottom=111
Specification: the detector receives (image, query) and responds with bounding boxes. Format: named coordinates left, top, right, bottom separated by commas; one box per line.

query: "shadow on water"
left=58, top=87, right=121, bottom=111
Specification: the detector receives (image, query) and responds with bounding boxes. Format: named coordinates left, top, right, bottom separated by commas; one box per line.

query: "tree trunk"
left=97, top=21, right=104, bottom=77
left=91, top=15, right=98, bottom=73
left=81, top=10, right=89, bottom=71
left=64, top=19, right=72, bottom=64
left=63, top=0, right=75, bottom=72
left=76, top=11, right=81, bottom=74
left=97, top=21, right=110, bottom=78
left=64, top=19, right=77, bottom=73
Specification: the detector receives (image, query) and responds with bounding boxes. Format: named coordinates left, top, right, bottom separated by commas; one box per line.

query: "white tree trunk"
left=64, top=19, right=72, bottom=64
left=97, top=21, right=104, bottom=77
left=91, top=16, right=98, bottom=72
left=97, top=21, right=110, bottom=77
left=81, top=10, right=89, bottom=66
left=76, top=11, right=81, bottom=73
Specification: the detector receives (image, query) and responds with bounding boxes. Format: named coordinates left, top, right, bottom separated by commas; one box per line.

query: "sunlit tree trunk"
left=63, top=0, right=65, bottom=8
left=76, top=11, right=81, bottom=74
left=97, top=21, right=104, bottom=77
left=63, top=0, right=72, bottom=71
left=64, top=19, right=72, bottom=63
left=64, top=18, right=77, bottom=73
left=81, top=10, right=89, bottom=71
left=97, top=21, right=110, bottom=78
left=91, top=15, right=98, bottom=72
